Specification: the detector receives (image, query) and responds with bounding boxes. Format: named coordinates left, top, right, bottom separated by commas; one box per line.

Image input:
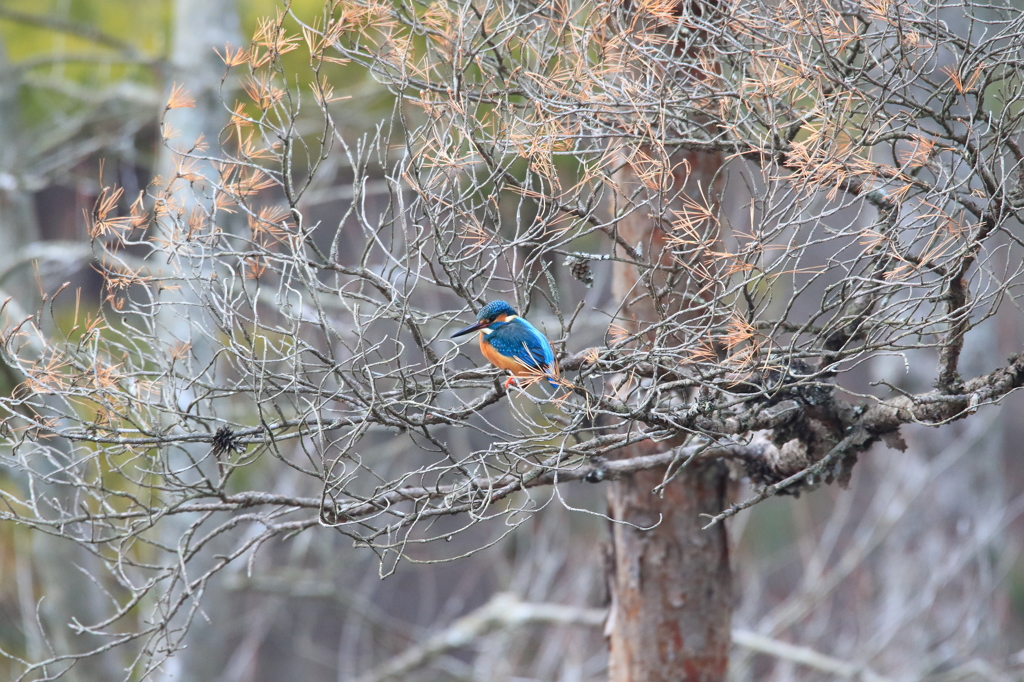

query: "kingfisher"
left=451, top=300, right=559, bottom=388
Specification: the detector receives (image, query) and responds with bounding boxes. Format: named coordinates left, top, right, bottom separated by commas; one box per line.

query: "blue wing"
left=487, top=318, right=554, bottom=370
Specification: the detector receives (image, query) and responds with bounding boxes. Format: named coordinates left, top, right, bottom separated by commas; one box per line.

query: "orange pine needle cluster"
left=166, top=83, right=195, bottom=110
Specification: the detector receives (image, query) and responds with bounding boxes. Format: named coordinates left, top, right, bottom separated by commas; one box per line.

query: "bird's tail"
left=512, top=363, right=564, bottom=392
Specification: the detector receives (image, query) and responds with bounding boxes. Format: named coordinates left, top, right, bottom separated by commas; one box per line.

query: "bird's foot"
left=503, top=376, right=519, bottom=389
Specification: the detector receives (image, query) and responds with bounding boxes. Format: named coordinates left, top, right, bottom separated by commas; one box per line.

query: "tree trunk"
left=159, top=0, right=241, bottom=181
left=606, top=123, right=730, bottom=681
left=607, top=456, right=732, bottom=681
left=0, top=33, right=40, bottom=285
left=0, top=32, right=129, bottom=682
left=606, top=161, right=731, bottom=678
left=153, top=1, right=240, bottom=680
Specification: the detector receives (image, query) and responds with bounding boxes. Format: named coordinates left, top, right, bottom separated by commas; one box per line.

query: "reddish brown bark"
left=606, top=452, right=732, bottom=682
left=607, top=132, right=729, bottom=677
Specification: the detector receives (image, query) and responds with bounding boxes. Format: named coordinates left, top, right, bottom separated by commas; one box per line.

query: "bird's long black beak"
left=451, top=321, right=486, bottom=338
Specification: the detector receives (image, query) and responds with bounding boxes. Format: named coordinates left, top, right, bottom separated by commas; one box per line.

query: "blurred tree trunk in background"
left=154, top=1, right=240, bottom=680
left=0, top=35, right=40, bottom=280
left=157, top=0, right=241, bottom=183
left=0, top=31, right=128, bottom=682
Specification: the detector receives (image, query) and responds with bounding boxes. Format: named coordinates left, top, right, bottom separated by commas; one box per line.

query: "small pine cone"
left=565, top=255, right=594, bottom=288
left=212, top=426, right=245, bottom=457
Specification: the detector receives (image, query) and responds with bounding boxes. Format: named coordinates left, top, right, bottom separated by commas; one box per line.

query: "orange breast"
left=479, top=333, right=532, bottom=375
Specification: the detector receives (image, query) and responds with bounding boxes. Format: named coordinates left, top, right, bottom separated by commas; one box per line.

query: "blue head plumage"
left=475, top=300, right=517, bottom=322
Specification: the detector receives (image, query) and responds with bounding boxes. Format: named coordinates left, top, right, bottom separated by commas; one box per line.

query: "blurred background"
left=0, top=1, right=1022, bottom=680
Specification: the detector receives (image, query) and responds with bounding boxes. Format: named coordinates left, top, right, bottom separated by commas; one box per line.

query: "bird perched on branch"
left=451, top=300, right=559, bottom=388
